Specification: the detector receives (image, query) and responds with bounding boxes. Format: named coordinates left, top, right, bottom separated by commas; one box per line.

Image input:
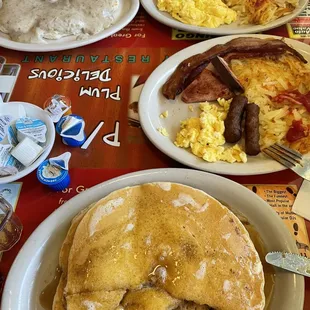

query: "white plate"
left=0, top=0, right=139, bottom=52
left=139, top=34, right=310, bottom=175
left=0, top=101, right=55, bottom=183
left=141, top=0, right=308, bottom=35
left=2, top=168, right=303, bottom=310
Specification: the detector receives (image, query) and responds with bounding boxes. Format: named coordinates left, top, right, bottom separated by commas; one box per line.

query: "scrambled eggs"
left=158, top=127, right=169, bottom=137
left=157, top=0, right=237, bottom=28
left=160, top=111, right=169, bottom=118
left=175, top=99, right=247, bottom=163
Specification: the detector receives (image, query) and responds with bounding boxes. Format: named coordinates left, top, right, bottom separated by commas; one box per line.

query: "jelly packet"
left=16, top=117, right=47, bottom=145
left=44, top=95, right=72, bottom=123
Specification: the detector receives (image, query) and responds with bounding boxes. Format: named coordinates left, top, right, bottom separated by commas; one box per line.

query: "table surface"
left=0, top=5, right=310, bottom=309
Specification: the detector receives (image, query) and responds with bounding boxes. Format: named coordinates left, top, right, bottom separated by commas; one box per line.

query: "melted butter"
left=40, top=266, right=62, bottom=310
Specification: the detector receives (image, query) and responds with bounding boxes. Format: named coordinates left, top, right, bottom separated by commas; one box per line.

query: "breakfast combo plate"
left=139, top=34, right=310, bottom=175
left=1, top=169, right=303, bottom=310
left=0, top=0, right=140, bottom=52
left=141, top=0, right=308, bottom=35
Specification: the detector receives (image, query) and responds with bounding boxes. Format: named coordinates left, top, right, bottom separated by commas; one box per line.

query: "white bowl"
left=0, top=101, right=55, bottom=184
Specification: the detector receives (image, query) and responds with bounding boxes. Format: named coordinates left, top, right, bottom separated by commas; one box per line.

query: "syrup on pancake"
left=51, top=183, right=266, bottom=309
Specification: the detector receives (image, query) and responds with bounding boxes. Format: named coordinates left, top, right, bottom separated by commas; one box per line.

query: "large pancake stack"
left=53, top=183, right=265, bottom=310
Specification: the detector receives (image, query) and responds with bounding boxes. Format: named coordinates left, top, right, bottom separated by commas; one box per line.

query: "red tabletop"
left=0, top=6, right=310, bottom=309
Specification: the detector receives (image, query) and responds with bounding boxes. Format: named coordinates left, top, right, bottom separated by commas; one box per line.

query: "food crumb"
left=157, top=127, right=169, bottom=137
left=160, top=111, right=169, bottom=118
left=188, top=105, right=194, bottom=112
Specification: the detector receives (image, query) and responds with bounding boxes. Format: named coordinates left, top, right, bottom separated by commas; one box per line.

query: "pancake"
left=58, top=183, right=265, bottom=309
left=66, top=290, right=125, bottom=310
left=121, top=288, right=181, bottom=309
left=53, top=204, right=95, bottom=310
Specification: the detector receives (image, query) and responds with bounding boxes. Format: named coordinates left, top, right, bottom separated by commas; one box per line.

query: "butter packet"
left=11, top=137, right=44, bottom=167
left=0, top=144, right=23, bottom=177
left=16, top=117, right=47, bottom=144
left=0, top=103, right=26, bottom=120
left=7, top=122, right=19, bottom=147
left=0, top=115, right=14, bottom=143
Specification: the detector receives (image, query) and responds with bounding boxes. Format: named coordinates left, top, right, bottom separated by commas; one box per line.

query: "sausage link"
left=224, top=95, right=247, bottom=143
left=245, top=103, right=260, bottom=155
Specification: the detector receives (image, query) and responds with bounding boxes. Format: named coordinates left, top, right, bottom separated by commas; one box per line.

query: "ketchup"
left=286, top=120, right=307, bottom=143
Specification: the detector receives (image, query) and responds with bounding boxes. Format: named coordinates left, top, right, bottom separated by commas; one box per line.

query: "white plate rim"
left=141, top=0, right=308, bottom=35
left=1, top=168, right=304, bottom=310
left=139, top=34, right=310, bottom=175
left=0, top=101, right=55, bottom=184
left=0, top=0, right=140, bottom=52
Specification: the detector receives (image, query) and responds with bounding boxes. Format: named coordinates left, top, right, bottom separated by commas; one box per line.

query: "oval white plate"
left=0, top=0, right=139, bottom=52
left=2, top=168, right=303, bottom=310
left=141, top=0, right=307, bottom=35
left=0, top=101, right=55, bottom=184
left=139, top=34, right=310, bottom=175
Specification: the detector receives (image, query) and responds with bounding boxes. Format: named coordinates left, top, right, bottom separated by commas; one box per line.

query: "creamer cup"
left=15, top=117, right=47, bottom=145
left=49, top=152, right=71, bottom=170
left=56, top=114, right=86, bottom=147
left=37, top=152, right=71, bottom=191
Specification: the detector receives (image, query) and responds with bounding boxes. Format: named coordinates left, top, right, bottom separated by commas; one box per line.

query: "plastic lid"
left=37, top=160, right=68, bottom=186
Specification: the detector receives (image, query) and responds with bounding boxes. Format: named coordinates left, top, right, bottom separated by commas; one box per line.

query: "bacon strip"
left=273, top=90, right=310, bottom=113
left=162, top=37, right=307, bottom=100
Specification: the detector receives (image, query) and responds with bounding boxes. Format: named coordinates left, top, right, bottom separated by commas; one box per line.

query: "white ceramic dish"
left=0, top=0, right=140, bottom=52
left=141, top=0, right=308, bottom=35
left=0, top=101, right=55, bottom=184
left=2, top=168, right=303, bottom=310
left=139, top=34, right=310, bottom=175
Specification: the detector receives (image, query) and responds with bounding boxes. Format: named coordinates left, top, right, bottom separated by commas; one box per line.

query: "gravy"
left=0, top=0, right=119, bottom=43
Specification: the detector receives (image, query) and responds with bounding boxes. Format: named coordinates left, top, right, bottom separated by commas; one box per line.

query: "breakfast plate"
left=139, top=34, right=310, bottom=175
left=0, top=0, right=139, bottom=52
left=141, top=0, right=308, bottom=35
left=0, top=101, right=55, bottom=184
left=1, top=168, right=303, bottom=309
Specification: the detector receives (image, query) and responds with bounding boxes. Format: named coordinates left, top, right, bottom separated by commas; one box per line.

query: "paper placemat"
left=246, top=184, right=310, bottom=258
